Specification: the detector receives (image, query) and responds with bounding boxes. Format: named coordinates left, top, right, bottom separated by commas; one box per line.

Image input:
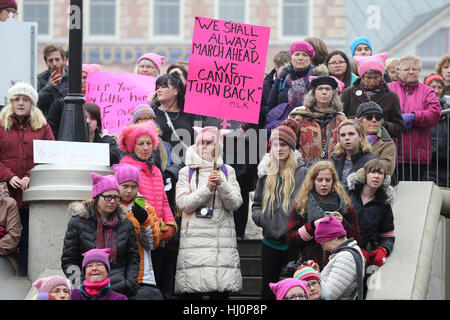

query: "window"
left=218, top=0, right=245, bottom=24
left=282, top=0, right=309, bottom=37
left=22, top=0, right=50, bottom=35
left=89, top=0, right=116, bottom=36
left=417, top=29, right=450, bottom=58
left=153, top=0, right=180, bottom=36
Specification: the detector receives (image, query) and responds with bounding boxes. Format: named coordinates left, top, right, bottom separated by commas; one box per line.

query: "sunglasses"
left=364, top=114, right=383, bottom=121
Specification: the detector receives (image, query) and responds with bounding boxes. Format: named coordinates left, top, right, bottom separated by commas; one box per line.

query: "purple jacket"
left=388, top=80, right=441, bottom=164
left=70, top=287, right=128, bottom=300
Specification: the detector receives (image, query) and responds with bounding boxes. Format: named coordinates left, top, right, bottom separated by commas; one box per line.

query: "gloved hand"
left=360, top=248, right=371, bottom=265
left=159, top=224, right=176, bottom=241
left=132, top=204, right=148, bottom=224
left=369, top=246, right=388, bottom=267
left=402, top=113, right=416, bottom=131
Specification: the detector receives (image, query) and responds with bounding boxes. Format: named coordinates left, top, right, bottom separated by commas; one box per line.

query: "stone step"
left=237, top=239, right=262, bottom=257
left=240, top=257, right=261, bottom=277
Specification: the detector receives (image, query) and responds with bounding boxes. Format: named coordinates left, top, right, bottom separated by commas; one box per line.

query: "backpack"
left=333, top=242, right=365, bottom=300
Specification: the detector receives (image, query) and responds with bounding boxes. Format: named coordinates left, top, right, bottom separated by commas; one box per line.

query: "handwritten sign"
left=184, top=17, right=270, bottom=124
left=85, top=72, right=156, bottom=135
left=33, top=140, right=110, bottom=166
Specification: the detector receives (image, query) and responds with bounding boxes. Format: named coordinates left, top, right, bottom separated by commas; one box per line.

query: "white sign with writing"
left=34, top=140, right=110, bottom=166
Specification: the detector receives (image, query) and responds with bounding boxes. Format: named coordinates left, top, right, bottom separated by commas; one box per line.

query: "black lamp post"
left=58, top=0, right=88, bottom=142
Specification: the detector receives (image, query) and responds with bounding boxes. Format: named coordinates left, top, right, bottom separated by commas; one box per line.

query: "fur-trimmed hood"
left=185, top=144, right=224, bottom=170
left=257, top=149, right=304, bottom=178
left=346, top=170, right=395, bottom=206
left=67, top=199, right=128, bottom=221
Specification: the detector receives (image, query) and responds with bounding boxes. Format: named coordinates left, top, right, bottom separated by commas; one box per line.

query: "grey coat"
left=252, top=150, right=308, bottom=241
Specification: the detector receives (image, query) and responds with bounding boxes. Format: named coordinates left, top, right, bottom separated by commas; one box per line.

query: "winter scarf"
left=96, top=213, right=119, bottom=264
left=366, top=128, right=383, bottom=145
left=360, top=78, right=383, bottom=101
left=285, top=65, right=312, bottom=108
left=306, top=191, right=346, bottom=222
left=83, top=278, right=111, bottom=297
left=131, top=152, right=154, bottom=174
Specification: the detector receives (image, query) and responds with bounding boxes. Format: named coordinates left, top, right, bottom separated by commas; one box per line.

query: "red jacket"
left=0, top=116, right=54, bottom=208
left=388, top=80, right=441, bottom=164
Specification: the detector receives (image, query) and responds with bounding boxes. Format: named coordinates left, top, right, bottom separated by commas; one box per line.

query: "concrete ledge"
left=366, top=182, right=443, bottom=299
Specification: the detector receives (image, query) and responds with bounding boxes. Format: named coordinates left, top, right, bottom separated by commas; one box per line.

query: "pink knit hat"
left=82, top=248, right=111, bottom=274
left=290, top=41, right=315, bottom=59
left=120, top=122, right=159, bottom=153
left=32, top=275, right=71, bottom=294
left=354, top=52, right=388, bottom=77
left=315, top=216, right=347, bottom=243
left=269, top=278, right=309, bottom=300
left=136, top=53, right=165, bottom=74
left=193, top=126, right=231, bottom=150
left=113, top=164, right=141, bottom=185
left=82, top=63, right=101, bottom=74
left=90, top=172, right=120, bottom=199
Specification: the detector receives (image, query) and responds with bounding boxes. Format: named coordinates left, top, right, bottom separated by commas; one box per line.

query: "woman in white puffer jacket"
left=174, top=126, right=243, bottom=299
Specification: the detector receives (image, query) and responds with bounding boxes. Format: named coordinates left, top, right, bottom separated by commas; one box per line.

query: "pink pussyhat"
left=113, top=164, right=141, bottom=185
left=32, top=275, right=71, bottom=294
left=354, top=52, right=388, bottom=77
left=136, top=53, right=165, bottom=74
left=82, top=64, right=101, bottom=74
left=193, top=126, right=232, bottom=151
left=82, top=248, right=111, bottom=274
left=90, top=172, right=120, bottom=199
left=120, top=122, right=159, bottom=153
left=314, top=216, right=347, bottom=243
left=269, top=278, right=309, bottom=300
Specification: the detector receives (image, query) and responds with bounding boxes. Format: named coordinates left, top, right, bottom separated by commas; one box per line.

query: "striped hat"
left=294, top=265, right=321, bottom=282
left=132, top=104, right=155, bottom=123
left=270, top=125, right=297, bottom=150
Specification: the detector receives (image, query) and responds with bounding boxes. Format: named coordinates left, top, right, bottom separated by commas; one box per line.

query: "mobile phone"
left=52, top=69, right=62, bottom=85
left=324, top=211, right=334, bottom=217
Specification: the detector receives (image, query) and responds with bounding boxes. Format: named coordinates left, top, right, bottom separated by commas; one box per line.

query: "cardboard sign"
left=33, top=140, right=110, bottom=166
left=184, top=17, right=270, bottom=124
left=85, top=72, right=156, bottom=135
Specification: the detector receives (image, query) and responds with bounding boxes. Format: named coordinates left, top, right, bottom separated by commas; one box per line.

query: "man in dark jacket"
left=37, top=45, right=68, bottom=116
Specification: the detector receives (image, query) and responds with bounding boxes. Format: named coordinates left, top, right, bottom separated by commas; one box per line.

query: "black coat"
left=61, top=201, right=140, bottom=297
left=347, top=178, right=395, bottom=254
left=331, top=151, right=378, bottom=188
left=37, top=68, right=68, bottom=116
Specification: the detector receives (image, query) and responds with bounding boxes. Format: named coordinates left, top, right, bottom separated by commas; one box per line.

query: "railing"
left=394, top=109, right=450, bottom=188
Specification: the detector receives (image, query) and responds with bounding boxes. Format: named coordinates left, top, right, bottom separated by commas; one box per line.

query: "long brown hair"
left=294, top=160, right=351, bottom=216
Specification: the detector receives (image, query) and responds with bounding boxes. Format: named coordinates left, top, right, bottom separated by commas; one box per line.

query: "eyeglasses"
left=283, top=294, right=308, bottom=300
left=306, top=280, right=320, bottom=289
left=99, top=194, right=121, bottom=202
left=364, top=114, right=383, bottom=121
left=328, top=61, right=346, bottom=66
left=400, top=68, right=419, bottom=73
left=85, top=262, right=106, bottom=270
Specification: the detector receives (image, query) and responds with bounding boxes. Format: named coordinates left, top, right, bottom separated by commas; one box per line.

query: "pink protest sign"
left=184, top=17, right=270, bottom=124
left=85, top=72, right=156, bottom=135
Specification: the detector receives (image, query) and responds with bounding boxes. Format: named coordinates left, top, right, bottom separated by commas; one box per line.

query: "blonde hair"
left=0, top=97, right=47, bottom=131
left=294, top=160, right=351, bottom=216
left=398, top=55, right=422, bottom=72
left=262, top=149, right=297, bottom=216
left=385, top=58, right=399, bottom=71
left=333, top=119, right=372, bottom=157
left=435, top=54, right=450, bottom=76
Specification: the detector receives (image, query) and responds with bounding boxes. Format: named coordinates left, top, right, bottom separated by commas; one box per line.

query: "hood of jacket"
left=257, top=149, right=303, bottom=178
left=185, top=144, right=224, bottom=170
left=346, top=170, right=395, bottom=206
left=68, top=199, right=128, bottom=221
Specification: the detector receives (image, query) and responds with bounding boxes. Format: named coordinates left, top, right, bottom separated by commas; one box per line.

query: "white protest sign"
left=33, top=140, right=110, bottom=166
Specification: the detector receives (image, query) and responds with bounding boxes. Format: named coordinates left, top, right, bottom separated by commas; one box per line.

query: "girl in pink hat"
left=32, top=275, right=71, bottom=300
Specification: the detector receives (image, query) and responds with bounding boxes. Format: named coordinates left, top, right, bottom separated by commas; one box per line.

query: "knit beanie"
left=269, top=278, right=309, bottom=300
left=90, top=172, right=120, bottom=199
left=193, top=126, right=232, bottom=151
left=82, top=248, right=111, bottom=274
left=356, top=101, right=384, bottom=118
left=120, top=122, right=159, bottom=153
left=8, top=82, right=38, bottom=106
left=132, top=104, right=155, bottom=124
left=136, top=53, right=165, bottom=74
left=354, top=52, right=388, bottom=77
left=290, top=41, right=315, bottom=59
left=0, top=0, right=17, bottom=10
left=424, top=74, right=445, bottom=87
left=350, top=36, right=374, bottom=56
left=294, top=265, right=321, bottom=282
left=270, top=125, right=297, bottom=150
left=32, top=275, right=71, bottom=294
left=315, top=216, right=347, bottom=243
left=82, top=63, right=101, bottom=74
left=113, top=164, right=141, bottom=185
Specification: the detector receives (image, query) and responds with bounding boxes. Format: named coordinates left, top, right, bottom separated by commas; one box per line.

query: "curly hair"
left=435, top=54, right=450, bottom=77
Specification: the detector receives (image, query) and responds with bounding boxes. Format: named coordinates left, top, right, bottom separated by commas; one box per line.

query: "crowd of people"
left=1, top=0, right=450, bottom=300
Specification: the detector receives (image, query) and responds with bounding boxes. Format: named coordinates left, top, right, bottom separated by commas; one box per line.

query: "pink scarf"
left=83, top=278, right=111, bottom=297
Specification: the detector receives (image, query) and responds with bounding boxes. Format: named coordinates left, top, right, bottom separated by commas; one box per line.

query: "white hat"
left=8, top=82, right=38, bottom=106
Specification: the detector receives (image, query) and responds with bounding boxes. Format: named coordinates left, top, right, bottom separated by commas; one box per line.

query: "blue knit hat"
left=350, top=37, right=374, bottom=56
